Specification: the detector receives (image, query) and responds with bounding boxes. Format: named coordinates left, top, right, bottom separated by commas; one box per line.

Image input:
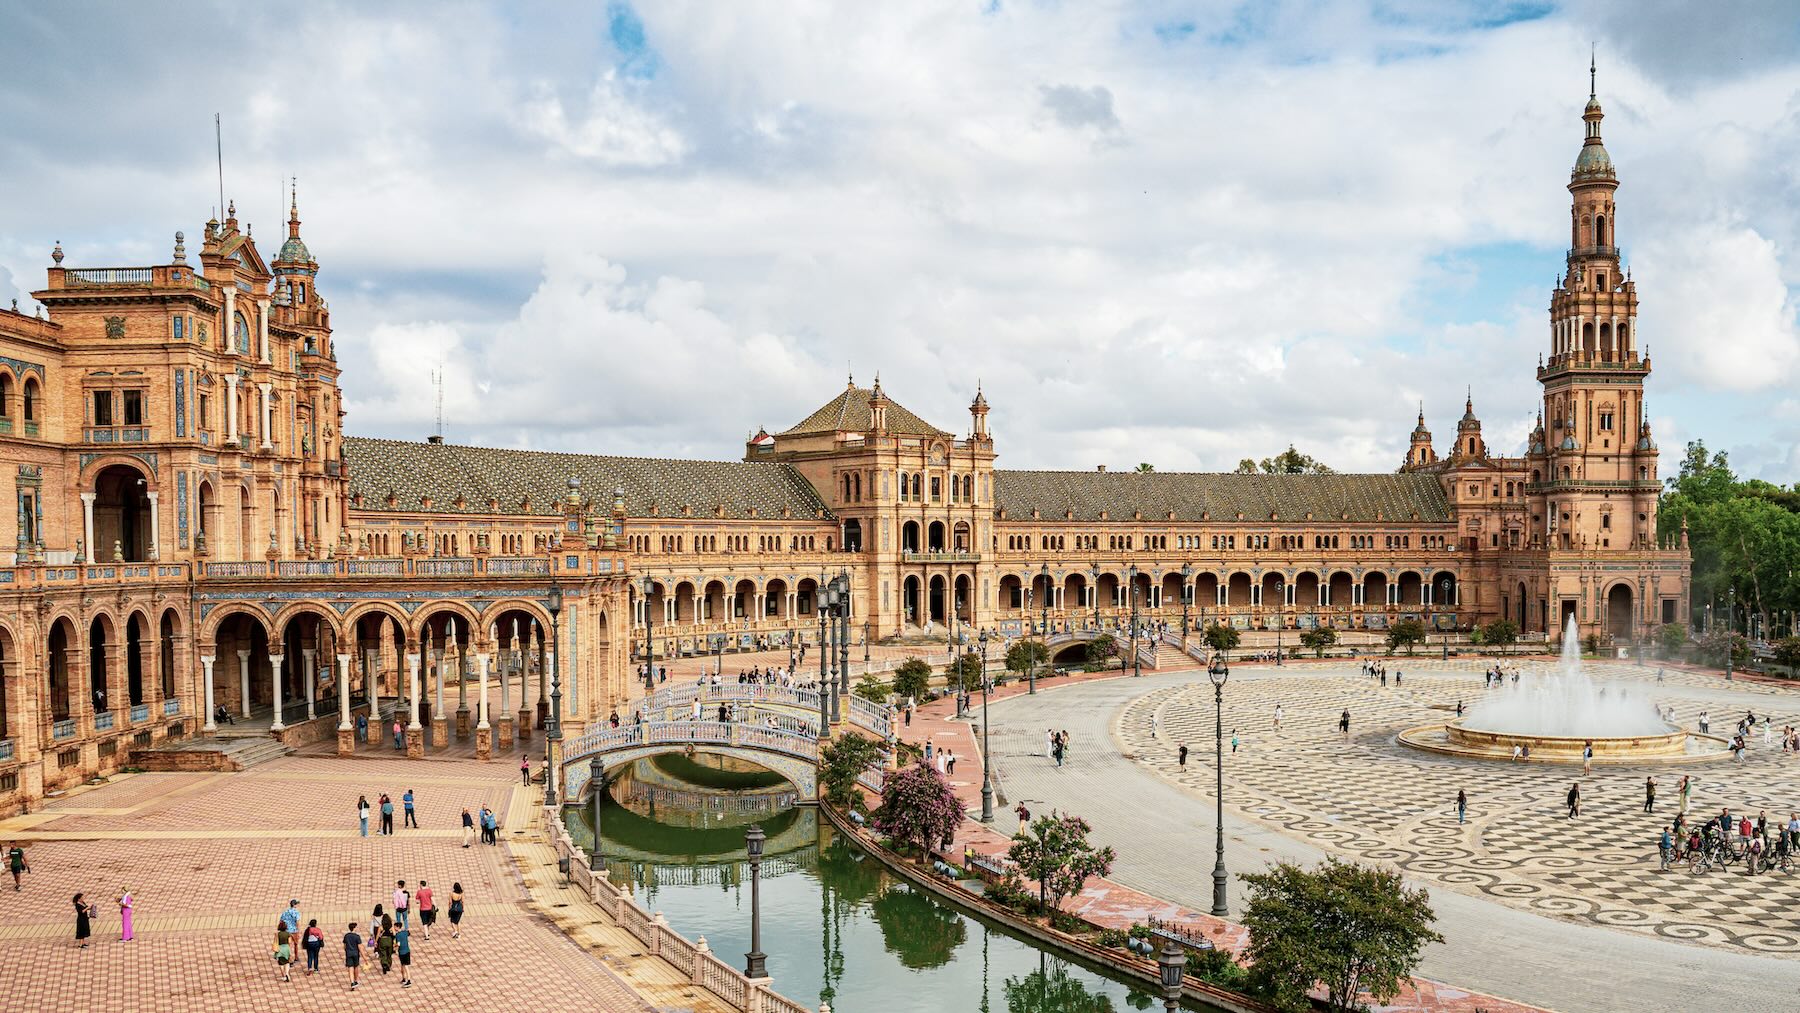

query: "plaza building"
left=0, top=83, right=1686, bottom=814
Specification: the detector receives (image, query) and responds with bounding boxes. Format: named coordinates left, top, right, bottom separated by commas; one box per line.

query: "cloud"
left=1039, top=84, right=1120, bottom=132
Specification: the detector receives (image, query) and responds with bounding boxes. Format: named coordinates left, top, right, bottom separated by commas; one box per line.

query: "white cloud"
left=521, top=73, right=688, bottom=167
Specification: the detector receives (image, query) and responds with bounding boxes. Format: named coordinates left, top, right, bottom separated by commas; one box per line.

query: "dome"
left=1573, top=142, right=1613, bottom=176
left=278, top=236, right=312, bottom=264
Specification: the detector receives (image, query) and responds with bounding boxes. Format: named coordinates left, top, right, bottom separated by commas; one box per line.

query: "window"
left=1601, top=514, right=1611, bottom=530
left=1599, top=411, right=1614, bottom=431
left=123, top=390, right=143, bottom=426
left=930, top=476, right=941, bottom=502
left=173, top=316, right=184, bottom=340
left=233, top=311, right=251, bottom=353
left=93, top=390, right=113, bottom=426
left=198, top=393, right=211, bottom=431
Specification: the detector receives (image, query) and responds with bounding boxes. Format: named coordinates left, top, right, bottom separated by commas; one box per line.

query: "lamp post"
left=836, top=573, right=851, bottom=709
left=816, top=581, right=830, bottom=737
left=1440, top=577, right=1453, bottom=660
left=744, top=823, right=768, bottom=980
left=863, top=621, right=870, bottom=666
left=978, top=630, right=994, bottom=823
left=544, top=574, right=564, bottom=808
left=1181, top=563, right=1193, bottom=636
left=1726, top=586, right=1735, bottom=682
left=1089, top=564, right=1100, bottom=629
left=641, top=575, right=655, bottom=692
left=1039, top=563, right=1051, bottom=638
left=1158, top=938, right=1185, bottom=1012
left=1273, top=577, right=1284, bottom=667
left=588, top=754, right=604, bottom=871
left=1127, top=565, right=1140, bottom=676
left=1208, top=658, right=1230, bottom=917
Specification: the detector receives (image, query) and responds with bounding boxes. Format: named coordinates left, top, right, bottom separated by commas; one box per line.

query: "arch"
left=927, top=574, right=947, bottom=625
left=1594, top=213, right=1606, bottom=247
left=1605, top=582, right=1634, bottom=639
left=1160, top=571, right=1184, bottom=608
left=1226, top=571, right=1254, bottom=607
left=158, top=608, right=180, bottom=699
left=270, top=601, right=346, bottom=644
left=1327, top=571, right=1354, bottom=607
left=926, top=520, right=946, bottom=553
left=91, top=462, right=154, bottom=561
left=674, top=580, right=697, bottom=623
left=339, top=602, right=411, bottom=644
left=1429, top=571, right=1458, bottom=607
left=196, top=480, right=216, bottom=550
left=1397, top=570, right=1424, bottom=606
left=47, top=617, right=75, bottom=721
left=901, top=521, right=920, bottom=553
left=1580, top=321, right=1594, bottom=356
left=1293, top=571, right=1321, bottom=608
left=238, top=485, right=255, bottom=559
left=1063, top=572, right=1088, bottom=614
left=1599, top=321, right=1613, bottom=362
left=1193, top=572, right=1219, bottom=608
left=843, top=519, right=863, bottom=553
left=1261, top=572, right=1286, bottom=611
left=125, top=610, right=149, bottom=707
left=731, top=579, right=756, bottom=620
left=997, top=574, right=1023, bottom=611
left=765, top=578, right=790, bottom=619
left=417, top=605, right=477, bottom=650
left=903, top=575, right=922, bottom=626
left=1517, top=581, right=1530, bottom=631
left=0, top=623, right=13, bottom=742
left=88, top=614, right=115, bottom=713
left=0, top=371, right=12, bottom=419
left=1095, top=571, right=1121, bottom=610
left=21, top=376, right=39, bottom=423
left=1362, top=571, right=1389, bottom=606
left=952, top=520, right=971, bottom=553
left=953, top=574, right=973, bottom=623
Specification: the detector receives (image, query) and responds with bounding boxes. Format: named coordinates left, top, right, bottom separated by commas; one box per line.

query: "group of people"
left=69, top=889, right=132, bottom=948
left=1361, top=660, right=1401, bottom=687
left=1482, top=665, right=1521, bottom=688
left=1047, top=728, right=1071, bottom=766
left=297, top=880, right=467, bottom=991
left=1658, top=806, right=1800, bottom=875
left=355, top=790, right=421, bottom=836
left=924, top=739, right=959, bottom=776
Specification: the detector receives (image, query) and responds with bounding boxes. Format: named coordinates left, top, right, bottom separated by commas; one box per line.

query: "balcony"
left=901, top=550, right=981, bottom=563
left=1566, top=246, right=1619, bottom=260
left=84, top=426, right=151, bottom=444
left=62, top=267, right=154, bottom=286
left=130, top=703, right=150, bottom=724
left=52, top=719, right=77, bottom=740
left=94, top=711, right=115, bottom=732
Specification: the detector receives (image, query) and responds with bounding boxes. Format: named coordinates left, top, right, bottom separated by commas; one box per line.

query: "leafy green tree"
left=1238, top=445, right=1337, bottom=475
left=1299, top=628, right=1337, bottom=658
left=1135, top=462, right=1155, bottom=473
left=1658, top=439, right=1800, bottom=637
left=1479, top=619, right=1519, bottom=655
left=892, top=657, right=932, bottom=701
left=1240, top=859, right=1443, bottom=1013
left=1385, top=619, right=1426, bottom=656
left=1005, top=639, right=1050, bottom=680
left=819, top=732, right=885, bottom=811
left=1203, top=623, right=1241, bottom=656
left=1007, top=811, right=1116, bottom=913
left=1774, top=637, right=1800, bottom=674
left=945, top=652, right=986, bottom=692
left=1084, top=634, right=1118, bottom=667
left=854, top=674, right=891, bottom=704
left=871, top=762, right=963, bottom=859
left=1696, top=628, right=1748, bottom=668
left=1657, top=622, right=1688, bottom=657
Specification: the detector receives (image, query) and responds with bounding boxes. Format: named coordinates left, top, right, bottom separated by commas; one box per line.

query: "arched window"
left=233, top=311, right=251, bottom=354
left=1594, top=214, right=1606, bottom=246
left=22, top=378, right=37, bottom=422
left=0, top=372, right=10, bottom=418
left=911, top=474, right=922, bottom=499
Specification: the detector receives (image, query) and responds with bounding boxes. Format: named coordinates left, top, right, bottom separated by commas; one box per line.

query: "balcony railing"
left=277, top=561, right=337, bottom=577
left=487, top=556, right=551, bottom=575
left=130, top=703, right=150, bottom=723
left=415, top=557, right=475, bottom=577
left=163, top=698, right=181, bottom=716
left=94, top=711, right=115, bottom=731
left=63, top=267, right=154, bottom=285
left=346, top=558, right=405, bottom=576
left=83, top=426, right=151, bottom=444
left=0, top=738, right=12, bottom=763
left=901, top=550, right=980, bottom=563
left=1566, top=245, right=1619, bottom=260
left=204, top=561, right=269, bottom=578
left=52, top=719, right=77, bottom=740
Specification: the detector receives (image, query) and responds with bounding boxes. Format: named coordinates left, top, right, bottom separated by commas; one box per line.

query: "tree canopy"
left=1236, top=445, right=1336, bottom=475
left=1659, top=440, right=1800, bottom=636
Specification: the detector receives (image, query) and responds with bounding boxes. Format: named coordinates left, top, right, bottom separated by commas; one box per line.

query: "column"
left=475, top=653, right=492, bottom=761
left=201, top=655, right=217, bottom=732
left=145, top=491, right=160, bottom=561
left=257, top=298, right=272, bottom=364
left=236, top=649, right=251, bottom=717
left=365, top=648, right=380, bottom=728
left=500, top=643, right=517, bottom=749
left=224, top=374, right=240, bottom=446
left=223, top=286, right=236, bottom=353
left=79, top=493, right=96, bottom=560
left=430, top=647, right=448, bottom=749
left=301, top=647, right=316, bottom=721
left=516, top=643, right=533, bottom=743
left=404, top=651, right=425, bottom=759
left=455, top=641, right=471, bottom=740
left=257, top=382, right=273, bottom=450
left=268, top=652, right=286, bottom=731
left=336, top=654, right=354, bottom=755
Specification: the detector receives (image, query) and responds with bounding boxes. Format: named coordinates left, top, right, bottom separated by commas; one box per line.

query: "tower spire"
left=1589, top=44, right=1596, bottom=100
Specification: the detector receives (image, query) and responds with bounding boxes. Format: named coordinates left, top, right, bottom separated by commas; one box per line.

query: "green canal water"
left=565, top=760, right=1214, bottom=1013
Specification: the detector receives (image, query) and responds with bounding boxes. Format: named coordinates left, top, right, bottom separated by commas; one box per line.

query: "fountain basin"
left=1398, top=720, right=1732, bottom=764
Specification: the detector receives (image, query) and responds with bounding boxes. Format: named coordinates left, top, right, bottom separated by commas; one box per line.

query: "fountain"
left=1399, top=617, right=1729, bottom=764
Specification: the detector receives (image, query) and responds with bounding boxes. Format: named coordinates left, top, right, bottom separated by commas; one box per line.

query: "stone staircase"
left=130, top=734, right=293, bottom=772
left=1150, top=643, right=1193, bottom=669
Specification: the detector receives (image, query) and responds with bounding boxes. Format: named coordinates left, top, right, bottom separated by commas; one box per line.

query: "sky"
left=2, top=1, right=1798, bottom=481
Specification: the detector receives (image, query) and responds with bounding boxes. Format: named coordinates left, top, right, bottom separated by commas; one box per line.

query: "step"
left=130, top=734, right=293, bottom=773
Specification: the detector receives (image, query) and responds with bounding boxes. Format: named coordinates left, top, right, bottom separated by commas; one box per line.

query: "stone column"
left=516, top=645, right=533, bottom=743
left=236, top=649, right=251, bottom=718
left=455, top=644, right=471, bottom=741
left=224, top=374, right=240, bottom=446
left=301, top=647, right=316, bottom=721
left=257, top=382, right=274, bottom=450
left=405, top=652, right=425, bottom=759
left=145, top=491, right=160, bottom=561
left=534, top=627, right=548, bottom=728
left=201, top=655, right=217, bottom=732
left=498, top=639, right=514, bottom=749
left=223, top=285, right=236, bottom=353
left=256, top=297, right=271, bottom=364
left=79, top=493, right=96, bottom=561
left=475, top=652, right=492, bottom=760
left=365, top=648, right=379, bottom=729
left=268, top=652, right=286, bottom=731
left=430, top=648, right=448, bottom=748
left=336, top=653, right=354, bottom=756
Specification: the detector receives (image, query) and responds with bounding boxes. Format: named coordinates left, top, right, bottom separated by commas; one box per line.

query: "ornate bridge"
left=628, top=682, right=893, bottom=739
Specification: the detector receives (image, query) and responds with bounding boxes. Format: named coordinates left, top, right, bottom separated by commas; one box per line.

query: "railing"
left=1566, top=245, right=1619, bottom=260
left=0, top=739, right=12, bottom=763
left=83, top=426, right=151, bottom=443
left=64, top=267, right=154, bottom=285
left=901, top=550, right=981, bottom=563
left=163, top=698, right=181, bottom=716
left=632, top=682, right=893, bottom=738
left=277, top=560, right=336, bottom=577
left=94, top=711, right=115, bottom=732
left=52, top=719, right=77, bottom=740
left=346, top=558, right=405, bottom=576
left=130, top=703, right=150, bottom=723
left=415, top=557, right=475, bottom=576
left=488, top=556, right=551, bottom=575
left=848, top=694, right=893, bottom=736
left=204, top=561, right=268, bottom=578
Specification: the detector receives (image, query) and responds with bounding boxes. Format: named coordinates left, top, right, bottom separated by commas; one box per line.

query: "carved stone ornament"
left=104, top=316, right=126, bottom=339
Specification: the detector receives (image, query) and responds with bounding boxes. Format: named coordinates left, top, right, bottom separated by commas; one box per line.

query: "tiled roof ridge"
left=344, top=434, right=789, bottom=470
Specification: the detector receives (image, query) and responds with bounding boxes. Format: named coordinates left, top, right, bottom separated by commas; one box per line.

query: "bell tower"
left=1529, top=60, right=1657, bottom=551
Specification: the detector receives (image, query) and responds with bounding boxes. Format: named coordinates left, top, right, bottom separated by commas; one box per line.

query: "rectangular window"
left=123, top=390, right=143, bottom=426
left=1599, top=412, right=1614, bottom=431
left=930, top=476, right=941, bottom=502
left=198, top=393, right=210, bottom=430
left=93, top=390, right=113, bottom=426
left=173, top=316, right=184, bottom=340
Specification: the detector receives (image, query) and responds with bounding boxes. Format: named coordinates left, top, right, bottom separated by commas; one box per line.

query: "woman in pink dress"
left=117, top=888, right=134, bottom=941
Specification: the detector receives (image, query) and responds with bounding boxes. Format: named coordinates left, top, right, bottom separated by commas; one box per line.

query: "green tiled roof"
left=344, top=436, right=832, bottom=520
left=780, top=384, right=950, bottom=437
left=992, top=471, right=1451, bottom=523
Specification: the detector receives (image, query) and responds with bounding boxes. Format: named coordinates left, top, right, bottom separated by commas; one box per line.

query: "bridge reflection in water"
left=564, top=754, right=1218, bottom=1012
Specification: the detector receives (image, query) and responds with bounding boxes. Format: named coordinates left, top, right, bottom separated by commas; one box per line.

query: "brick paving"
left=0, top=750, right=662, bottom=1012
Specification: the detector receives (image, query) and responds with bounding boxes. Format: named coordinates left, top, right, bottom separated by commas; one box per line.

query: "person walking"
left=447, top=883, right=465, bottom=939
left=1567, top=782, right=1581, bottom=819
left=946, top=750, right=957, bottom=777
left=392, top=717, right=404, bottom=751
left=1177, top=744, right=1188, bottom=768
left=1052, top=736, right=1064, bottom=768
left=1644, top=776, right=1656, bottom=814
left=9, top=842, right=29, bottom=891
left=416, top=881, right=435, bottom=940
left=1045, top=729, right=1053, bottom=760
left=117, top=887, right=134, bottom=941
left=461, top=807, right=475, bottom=848
left=380, top=794, right=395, bottom=836
left=1658, top=826, right=1674, bottom=871
left=521, top=755, right=532, bottom=786
left=375, top=914, right=396, bottom=975
left=274, top=921, right=294, bottom=981
left=1231, top=730, right=1240, bottom=753
left=402, top=789, right=418, bottom=829
left=1582, top=740, right=1594, bottom=777
left=393, top=880, right=411, bottom=929
left=1339, top=710, right=1351, bottom=739
left=1273, top=704, right=1284, bottom=733
left=73, top=892, right=94, bottom=948
left=358, top=796, right=371, bottom=837
left=395, top=920, right=414, bottom=987
left=1456, top=789, right=1467, bottom=824
left=302, top=918, right=324, bottom=975
left=356, top=712, right=368, bottom=743
left=343, top=921, right=363, bottom=990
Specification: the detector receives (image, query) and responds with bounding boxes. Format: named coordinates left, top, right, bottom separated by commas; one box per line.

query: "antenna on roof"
left=214, top=114, right=226, bottom=222
left=431, top=360, right=445, bottom=443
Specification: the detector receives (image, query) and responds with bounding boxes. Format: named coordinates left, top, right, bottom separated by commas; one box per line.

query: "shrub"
left=892, top=658, right=932, bottom=701
left=1203, top=624, right=1241, bottom=655
left=1008, top=811, right=1116, bottom=913
left=1098, top=927, right=1129, bottom=948
left=985, top=872, right=1041, bottom=914
left=871, top=762, right=963, bottom=860
left=1385, top=619, right=1426, bottom=656
left=945, top=652, right=986, bottom=692
left=1657, top=622, right=1688, bottom=657
left=818, top=732, right=884, bottom=811
left=1300, top=628, right=1337, bottom=658
left=853, top=674, right=891, bottom=704
left=1187, top=946, right=1248, bottom=990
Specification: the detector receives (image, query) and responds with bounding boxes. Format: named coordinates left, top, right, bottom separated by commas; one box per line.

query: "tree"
left=1003, top=961, right=1119, bottom=1013
left=1135, top=462, right=1155, bottom=473
left=945, top=652, right=985, bottom=692
left=1237, top=445, right=1337, bottom=475
left=1006, top=811, right=1116, bottom=914
left=1240, top=859, right=1443, bottom=1013
left=1774, top=637, right=1800, bottom=674
left=1235, top=458, right=1259, bottom=475
left=1299, top=628, right=1338, bottom=658
left=1084, top=634, right=1118, bottom=668
left=1479, top=619, right=1519, bottom=655
left=1658, top=439, right=1800, bottom=636
left=1695, top=628, right=1748, bottom=668
left=1203, top=623, right=1241, bottom=656
left=1657, top=622, right=1688, bottom=658
left=871, top=762, right=963, bottom=859
left=1385, top=619, right=1426, bottom=656
left=1005, top=639, right=1050, bottom=679
left=892, top=657, right=932, bottom=702
left=854, top=674, right=891, bottom=704
left=819, top=732, right=885, bottom=811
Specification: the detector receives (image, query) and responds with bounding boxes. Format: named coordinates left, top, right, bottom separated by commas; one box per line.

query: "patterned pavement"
left=0, top=752, right=660, bottom=1012
left=1120, top=660, right=1800, bottom=957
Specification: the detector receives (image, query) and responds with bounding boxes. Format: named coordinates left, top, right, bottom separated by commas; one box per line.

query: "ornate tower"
left=1529, top=61, right=1657, bottom=554
left=1403, top=405, right=1436, bottom=470
left=1452, top=392, right=1485, bottom=461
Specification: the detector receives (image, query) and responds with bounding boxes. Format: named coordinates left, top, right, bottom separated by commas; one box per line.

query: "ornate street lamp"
left=1158, top=938, right=1185, bottom=1011
left=1726, top=586, right=1735, bottom=682
left=1208, top=658, right=1230, bottom=917
left=588, top=754, right=604, bottom=871
left=836, top=573, right=851, bottom=707
left=978, top=630, right=994, bottom=823
left=744, top=823, right=768, bottom=979
left=1273, top=576, right=1284, bottom=667
left=544, top=573, right=564, bottom=808
left=1089, top=564, right=1100, bottom=629
left=816, top=580, right=830, bottom=737
left=1127, top=565, right=1140, bottom=676
left=1181, top=563, right=1193, bottom=636
left=1039, top=563, right=1051, bottom=638
left=641, top=575, right=655, bottom=692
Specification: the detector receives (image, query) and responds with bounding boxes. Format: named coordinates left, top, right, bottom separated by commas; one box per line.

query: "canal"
left=565, top=756, right=1213, bottom=1012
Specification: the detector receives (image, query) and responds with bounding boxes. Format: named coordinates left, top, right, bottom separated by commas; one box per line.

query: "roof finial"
left=1416, top=399, right=1424, bottom=423
left=1589, top=44, right=1596, bottom=100
left=847, top=363, right=854, bottom=389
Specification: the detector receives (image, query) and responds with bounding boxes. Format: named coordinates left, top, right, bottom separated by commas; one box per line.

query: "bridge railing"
left=632, top=681, right=892, bottom=738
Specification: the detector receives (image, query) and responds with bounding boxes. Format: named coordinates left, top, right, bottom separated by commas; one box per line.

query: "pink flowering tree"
left=871, top=761, right=964, bottom=860
left=1007, top=811, right=1116, bottom=913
